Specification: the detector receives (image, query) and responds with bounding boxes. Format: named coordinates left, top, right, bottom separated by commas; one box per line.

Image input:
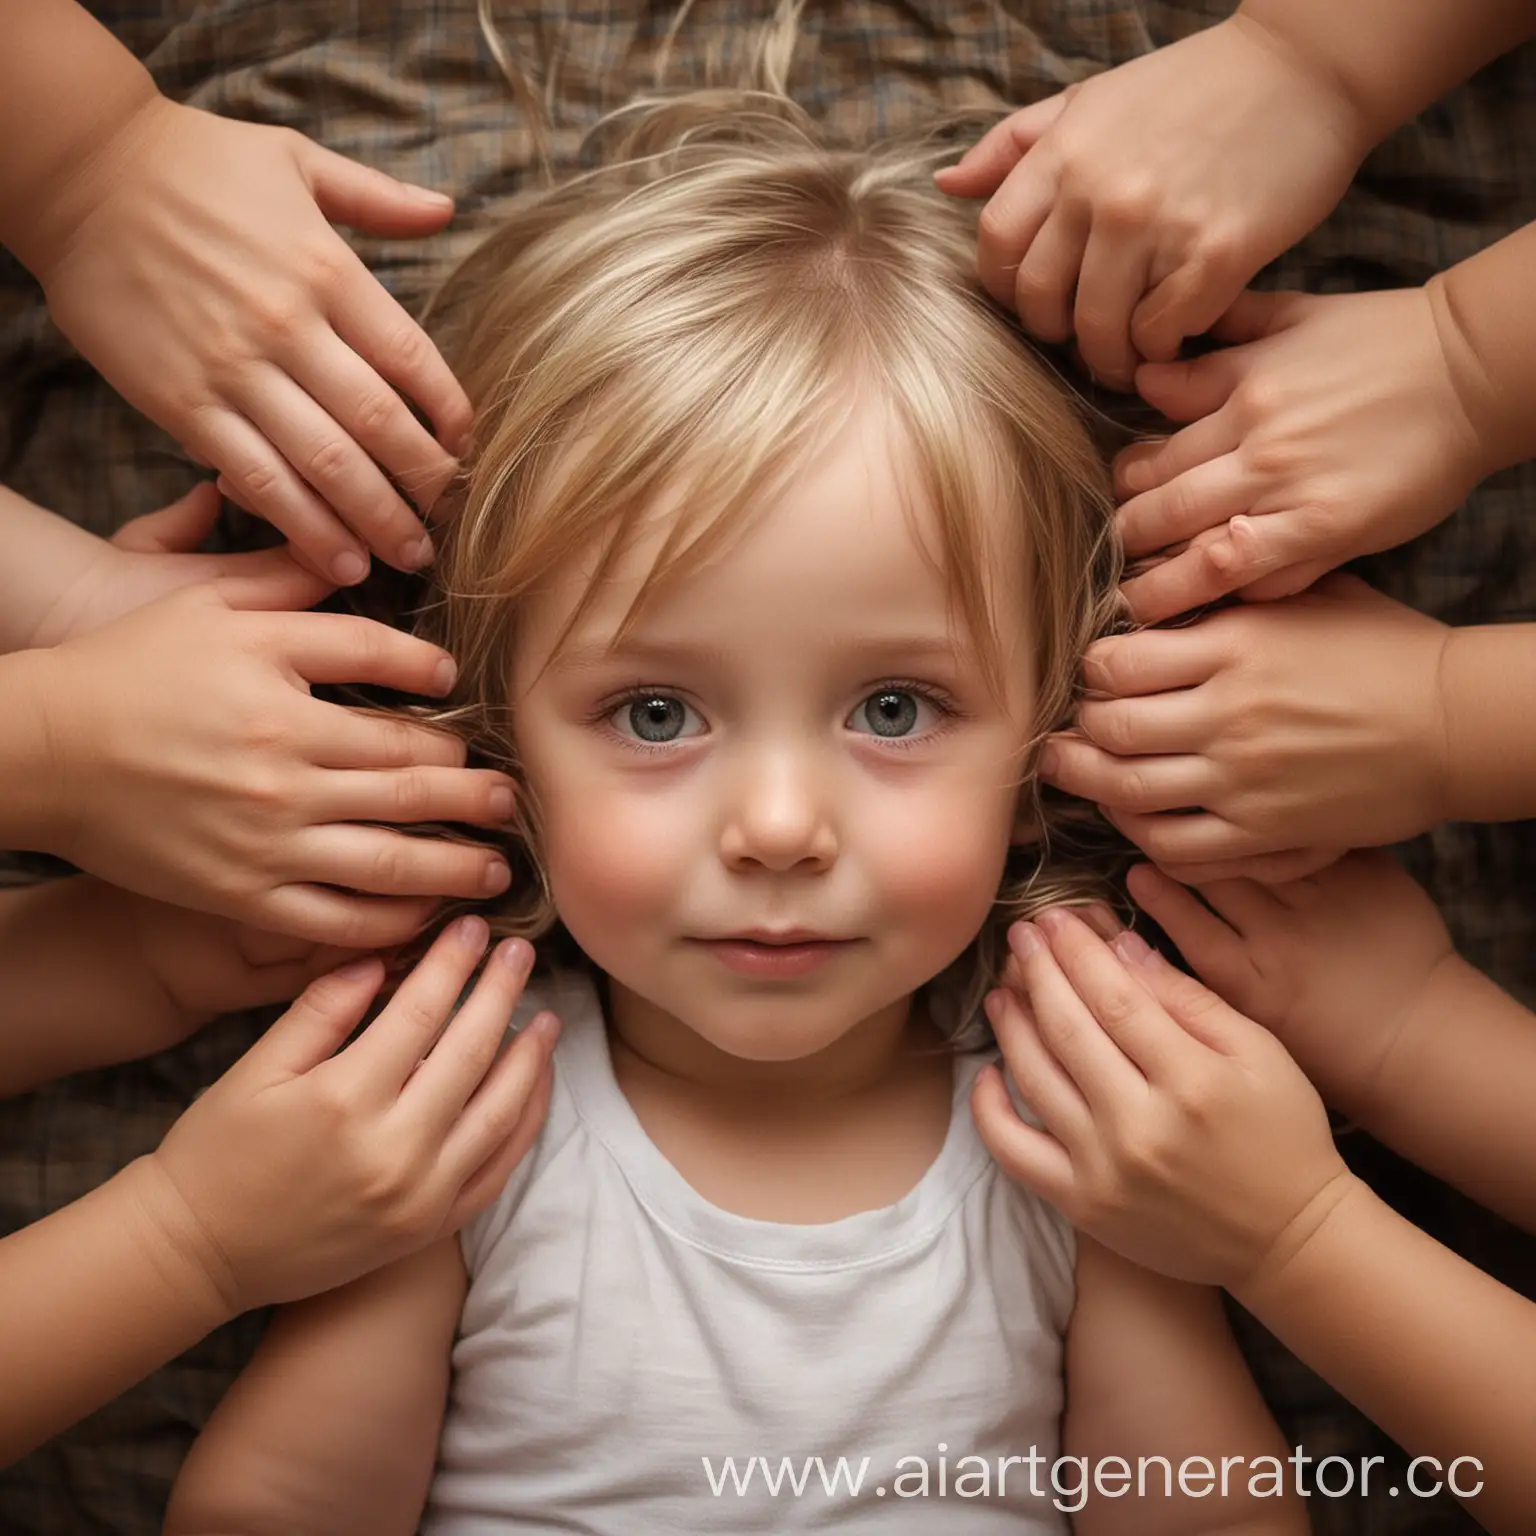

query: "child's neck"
left=603, top=983, right=957, bottom=1223
left=604, top=983, right=940, bottom=1109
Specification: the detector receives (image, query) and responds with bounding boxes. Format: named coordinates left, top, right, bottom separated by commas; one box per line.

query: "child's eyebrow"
left=550, top=634, right=968, bottom=673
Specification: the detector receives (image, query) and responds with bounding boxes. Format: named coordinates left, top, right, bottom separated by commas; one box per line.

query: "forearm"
left=0, top=877, right=187, bottom=1095
left=1237, top=0, right=1536, bottom=146
left=1437, top=622, right=1536, bottom=824
left=0, top=485, right=112, bottom=654
left=0, top=0, right=163, bottom=278
left=1234, top=1178, right=1536, bottom=1533
left=167, top=1243, right=462, bottom=1536
left=1428, top=222, right=1536, bottom=481
left=1342, top=955, right=1536, bottom=1231
left=0, top=1158, right=233, bottom=1466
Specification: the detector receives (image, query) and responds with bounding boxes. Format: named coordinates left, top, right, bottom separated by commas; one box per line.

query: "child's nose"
left=717, top=747, right=839, bottom=872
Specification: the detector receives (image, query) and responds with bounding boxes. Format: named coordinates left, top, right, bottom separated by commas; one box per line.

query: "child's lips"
left=692, top=934, right=857, bottom=980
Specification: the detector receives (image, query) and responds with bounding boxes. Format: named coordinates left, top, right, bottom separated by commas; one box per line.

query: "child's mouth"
left=695, top=936, right=855, bottom=980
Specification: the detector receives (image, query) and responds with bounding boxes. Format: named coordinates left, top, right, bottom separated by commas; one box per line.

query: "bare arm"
left=166, top=1239, right=466, bottom=1535
left=0, top=486, right=114, bottom=655
left=1065, top=1238, right=1305, bottom=1535
left=1439, top=621, right=1536, bottom=827
left=1238, top=0, right=1536, bottom=145
left=1233, top=1180, right=1536, bottom=1533
left=1343, top=954, right=1536, bottom=1231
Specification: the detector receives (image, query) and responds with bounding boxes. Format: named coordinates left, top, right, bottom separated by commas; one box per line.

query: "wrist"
left=117, top=1155, right=244, bottom=1326
left=1229, top=1168, right=1372, bottom=1314
left=1230, top=7, right=1392, bottom=155
left=1422, top=272, right=1521, bottom=485
left=4, top=64, right=164, bottom=284
left=0, top=648, right=75, bottom=856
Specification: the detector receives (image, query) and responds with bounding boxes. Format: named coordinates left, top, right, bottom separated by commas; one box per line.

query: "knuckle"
left=249, top=290, right=308, bottom=345
left=976, top=202, right=1015, bottom=254
left=391, top=768, right=434, bottom=819
left=303, top=437, right=355, bottom=486
left=379, top=322, right=432, bottom=377
left=354, top=389, right=402, bottom=437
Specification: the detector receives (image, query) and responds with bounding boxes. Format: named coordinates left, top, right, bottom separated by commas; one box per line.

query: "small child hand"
left=935, top=15, right=1369, bottom=387
left=973, top=906, right=1356, bottom=1290
left=1124, top=855, right=1457, bottom=1116
left=30, top=569, right=517, bottom=946
left=1114, top=286, right=1492, bottom=622
left=1039, top=575, right=1452, bottom=880
left=33, top=97, right=473, bottom=583
left=131, top=918, right=558, bottom=1313
left=28, top=481, right=332, bottom=646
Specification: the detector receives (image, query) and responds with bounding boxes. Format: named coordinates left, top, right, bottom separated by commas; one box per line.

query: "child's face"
left=510, top=395, right=1037, bottom=1062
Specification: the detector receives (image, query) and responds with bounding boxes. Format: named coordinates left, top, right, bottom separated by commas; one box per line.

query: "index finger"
left=1032, top=908, right=1205, bottom=1084
left=275, top=611, right=458, bottom=694
left=934, top=94, right=1068, bottom=197
left=329, top=268, right=473, bottom=459
left=341, top=914, right=491, bottom=1090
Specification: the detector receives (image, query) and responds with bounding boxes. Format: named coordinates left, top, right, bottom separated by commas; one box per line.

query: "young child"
left=1, top=0, right=472, bottom=579
left=937, top=0, right=1536, bottom=623
left=0, top=481, right=518, bottom=944
left=164, top=93, right=1305, bottom=1535
left=974, top=854, right=1536, bottom=1533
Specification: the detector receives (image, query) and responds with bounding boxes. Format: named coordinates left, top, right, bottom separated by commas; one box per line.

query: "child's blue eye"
left=847, top=689, right=938, bottom=739
left=611, top=694, right=703, bottom=744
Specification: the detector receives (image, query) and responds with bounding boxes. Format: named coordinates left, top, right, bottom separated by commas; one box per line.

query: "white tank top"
left=424, top=970, right=1075, bottom=1534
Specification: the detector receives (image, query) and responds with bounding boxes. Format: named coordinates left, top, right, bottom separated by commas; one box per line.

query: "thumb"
left=935, top=94, right=1067, bottom=196
left=1135, top=350, right=1242, bottom=423
left=111, top=481, right=223, bottom=554
left=301, top=141, right=457, bottom=237
left=242, top=959, right=386, bottom=1080
left=211, top=548, right=336, bottom=613
left=1209, top=288, right=1313, bottom=346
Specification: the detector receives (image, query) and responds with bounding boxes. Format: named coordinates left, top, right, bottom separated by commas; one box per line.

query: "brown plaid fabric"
left=2, top=3, right=1532, bottom=1531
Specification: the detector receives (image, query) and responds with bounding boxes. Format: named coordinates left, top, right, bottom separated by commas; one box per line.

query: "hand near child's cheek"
left=972, top=908, right=1357, bottom=1291
left=1039, top=576, right=1454, bottom=863
left=33, top=577, right=517, bottom=946
left=135, top=922, right=560, bottom=1313
left=35, top=97, right=472, bottom=583
left=1113, top=285, right=1491, bottom=623
left=934, top=16, right=1367, bottom=386
left=1126, top=857, right=1458, bottom=1115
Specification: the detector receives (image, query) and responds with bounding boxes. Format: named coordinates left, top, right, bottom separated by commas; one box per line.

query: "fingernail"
left=431, top=656, right=457, bottom=694
left=525, top=1010, right=561, bottom=1043
left=482, top=860, right=511, bottom=895
left=488, top=785, right=515, bottom=821
left=1120, top=460, right=1152, bottom=494
left=403, top=534, right=434, bottom=569
left=1113, top=930, right=1156, bottom=966
left=496, top=937, right=532, bottom=973
left=333, top=957, right=381, bottom=983
left=410, top=185, right=454, bottom=206
left=331, top=550, right=369, bottom=585
left=1035, top=907, right=1070, bottom=933
left=1008, top=921, right=1043, bottom=959
left=455, top=914, right=490, bottom=949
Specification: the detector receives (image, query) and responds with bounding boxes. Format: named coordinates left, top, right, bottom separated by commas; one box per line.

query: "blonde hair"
left=411, top=84, right=1124, bottom=1031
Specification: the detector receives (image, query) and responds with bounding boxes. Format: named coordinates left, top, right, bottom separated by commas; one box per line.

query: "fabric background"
left=1, top=3, right=1531, bottom=1531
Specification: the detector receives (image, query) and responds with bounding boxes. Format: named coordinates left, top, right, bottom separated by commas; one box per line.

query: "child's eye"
left=845, top=687, right=945, bottom=739
left=609, top=693, right=706, bottom=745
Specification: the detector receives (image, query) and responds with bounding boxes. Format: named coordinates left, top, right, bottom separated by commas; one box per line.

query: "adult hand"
left=134, top=918, right=557, bottom=1312
left=1123, top=855, right=1457, bottom=1116
left=974, top=906, right=1356, bottom=1289
left=1114, top=286, right=1490, bottom=622
left=1039, top=576, right=1451, bottom=881
left=936, top=15, right=1368, bottom=388
left=34, top=97, right=473, bottom=583
left=28, top=481, right=327, bottom=645
left=30, top=566, right=516, bottom=946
